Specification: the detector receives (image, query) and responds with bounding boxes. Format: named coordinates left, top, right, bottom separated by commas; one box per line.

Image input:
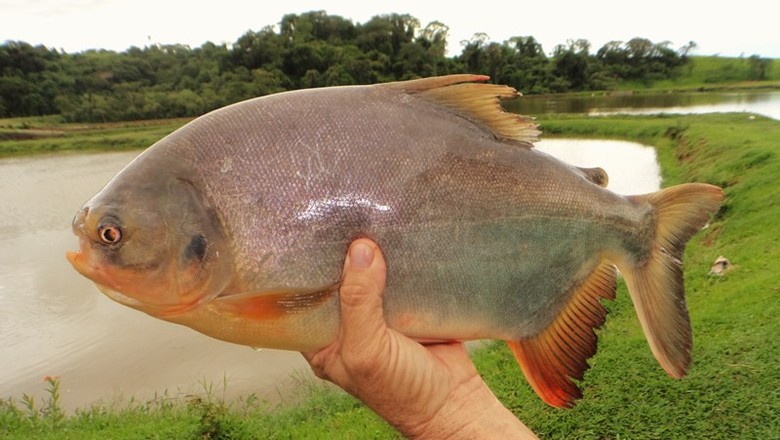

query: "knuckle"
left=338, top=282, right=373, bottom=309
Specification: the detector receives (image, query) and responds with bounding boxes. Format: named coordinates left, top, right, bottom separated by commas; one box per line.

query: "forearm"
left=395, top=377, right=538, bottom=440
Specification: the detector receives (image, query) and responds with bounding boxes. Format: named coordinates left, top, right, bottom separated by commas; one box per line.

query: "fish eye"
left=98, top=224, right=122, bottom=245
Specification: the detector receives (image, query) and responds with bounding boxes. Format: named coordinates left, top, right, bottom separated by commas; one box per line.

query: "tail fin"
left=620, top=183, right=723, bottom=378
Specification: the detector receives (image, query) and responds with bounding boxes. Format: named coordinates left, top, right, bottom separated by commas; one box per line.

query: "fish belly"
left=378, top=216, right=612, bottom=342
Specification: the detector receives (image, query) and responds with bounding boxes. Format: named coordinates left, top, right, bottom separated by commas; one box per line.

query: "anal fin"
left=508, top=260, right=617, bottom=408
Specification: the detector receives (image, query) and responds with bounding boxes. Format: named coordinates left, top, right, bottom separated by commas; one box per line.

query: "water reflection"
left=507, top=90, right=780, bottom=120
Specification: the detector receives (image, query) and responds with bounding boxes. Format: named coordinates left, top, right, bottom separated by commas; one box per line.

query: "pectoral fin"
left=213, top=285, right=338, bottom=320
left=508, top=260, right=617, bottom=408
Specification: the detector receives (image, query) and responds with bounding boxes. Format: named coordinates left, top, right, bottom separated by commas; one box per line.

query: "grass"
left=490, top=112, right=780, bottom=439
left=616, top=56, right=780, bottom=92
left=0, top=116, right=189, bottom=158
left=1, top=111, right=778, bottom=438
left=1, top=375, right=397, bottom=439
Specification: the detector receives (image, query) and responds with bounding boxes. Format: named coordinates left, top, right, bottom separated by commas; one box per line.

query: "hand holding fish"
left=303, top=239, right=538, bottom=439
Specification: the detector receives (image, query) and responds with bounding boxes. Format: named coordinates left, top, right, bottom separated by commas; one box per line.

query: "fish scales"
left=67, top=75, right=724, bottom=408
left=168, top=83, right=633, bottom=338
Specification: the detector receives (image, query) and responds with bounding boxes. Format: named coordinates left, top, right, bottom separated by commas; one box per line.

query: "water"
left=0, top=142, right=661, bottom=410
left=536, top=139, right=661, bottom=194
left=509, top=90, right=780, bottom=120
left=0, top=153, right=309, bottom=411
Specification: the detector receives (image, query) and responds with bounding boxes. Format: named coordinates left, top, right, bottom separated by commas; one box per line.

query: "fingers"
left=301, top=238, right=388, bottom=387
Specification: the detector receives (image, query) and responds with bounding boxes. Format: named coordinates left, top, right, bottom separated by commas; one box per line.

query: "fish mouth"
left=66, top=249, right=144, bottom=309
left=66, top=248, right=100, bottom=283
left=66, top=248, right=208, bottom=317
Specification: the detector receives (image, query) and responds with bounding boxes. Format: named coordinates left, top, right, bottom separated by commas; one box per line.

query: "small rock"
left=709, top=255, right=731, bottom=276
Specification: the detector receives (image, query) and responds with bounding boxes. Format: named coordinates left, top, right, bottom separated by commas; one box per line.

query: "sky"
left=1, top=0, right=778, bottom=58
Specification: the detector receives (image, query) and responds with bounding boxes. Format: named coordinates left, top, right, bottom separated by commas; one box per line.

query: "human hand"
left=303, top=239, right=538, bottom=439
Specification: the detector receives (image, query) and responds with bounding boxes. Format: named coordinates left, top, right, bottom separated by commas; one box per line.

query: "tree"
left=551, top=40, right=592, bottom=91
left=747, top=55, right=771, bottom=80
left=510, top=36, right=544, bottom=59
left=233, top=27, right=284, bottom=70
left=679, top=41, right=698, bottom=57
left=418, top=21, right=449, bottom=75
left=458, top=32, right=490, bottom=73
left=0, top=13, right=699, bottom=121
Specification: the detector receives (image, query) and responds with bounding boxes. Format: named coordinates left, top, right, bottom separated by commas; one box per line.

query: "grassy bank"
left=2, top=112, right=778, bottom=438
left=485, top=112, right=780, bottom=438
left=616, top=56, right=780, bottom=92
left=0, top=116, right=189, bottom=158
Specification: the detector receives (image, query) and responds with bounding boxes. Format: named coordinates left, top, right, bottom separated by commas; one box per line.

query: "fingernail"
left=349, top=242, right=374, bottom=269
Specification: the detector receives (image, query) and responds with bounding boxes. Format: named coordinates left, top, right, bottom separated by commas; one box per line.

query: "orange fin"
left=620, top=183, right=724, bottom=378
left=384, top=74, right=540, bottom=147
left=508, top=260, right=617, bottom=408
left=213, top=285, right=337, bottom=320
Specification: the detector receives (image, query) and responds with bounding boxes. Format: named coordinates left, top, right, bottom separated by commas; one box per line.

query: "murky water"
left=508, top=90, right=780, bottom=120
left=0, top=142, right=660, bottom=411
left=0, top=152, right=310, bottom=411
left=536, top=139, right=661, bottom=195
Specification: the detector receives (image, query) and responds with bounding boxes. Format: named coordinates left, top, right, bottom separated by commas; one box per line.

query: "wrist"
left=404, top=376, right=536, bottom=439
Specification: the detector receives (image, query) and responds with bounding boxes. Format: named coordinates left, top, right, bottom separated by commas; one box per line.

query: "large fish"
left=67, top=75, right=723, bottom=407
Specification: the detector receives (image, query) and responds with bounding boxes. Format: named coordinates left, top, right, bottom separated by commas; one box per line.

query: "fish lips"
left=66, top=243, right=145, bottom=310
left=66, top=243, right=211, bottom=317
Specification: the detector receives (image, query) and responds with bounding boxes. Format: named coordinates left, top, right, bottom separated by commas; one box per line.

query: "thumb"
left=338, top=239, right=387, bottom=349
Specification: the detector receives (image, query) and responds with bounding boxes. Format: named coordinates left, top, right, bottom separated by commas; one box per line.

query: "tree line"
left=0, top=11, right=713, bottom=122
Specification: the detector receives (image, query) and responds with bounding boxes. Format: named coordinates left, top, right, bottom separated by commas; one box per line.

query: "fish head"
left=66, top=162, right=232, bottom=317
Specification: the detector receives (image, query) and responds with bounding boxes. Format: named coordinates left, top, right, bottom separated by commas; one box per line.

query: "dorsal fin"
left=507, top=259, right=617, bottom=408
left=384, top=74, right=541, bottom=147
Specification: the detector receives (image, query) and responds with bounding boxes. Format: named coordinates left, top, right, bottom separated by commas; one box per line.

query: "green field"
left=615, top=56, right=780, bottom=91
left=0, top=116, right=189, bottom=158
left=2, top=111, right=779, bottom=438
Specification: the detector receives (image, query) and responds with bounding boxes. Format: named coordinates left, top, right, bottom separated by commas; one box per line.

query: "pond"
left=0, top=152, right=309, bottom=411
left=507, top=90, right=780, bottom=120
left=0, top=140, right=661, bottom=411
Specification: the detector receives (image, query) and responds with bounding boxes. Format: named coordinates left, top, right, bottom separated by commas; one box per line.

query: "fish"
left=67, top=74, right=723, bottom=408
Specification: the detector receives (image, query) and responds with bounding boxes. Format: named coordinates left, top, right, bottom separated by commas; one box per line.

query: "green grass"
left=0, top=116, right=189, bottom=158
left=1, top=375, right=397, bottom=440
left=486, top=112, right=780, bottom=439
left=2, top=112, right=778, bottom=438
left=615, top=56, right=780, bottom=91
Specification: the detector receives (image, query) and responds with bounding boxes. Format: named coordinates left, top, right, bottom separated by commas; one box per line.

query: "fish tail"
left=620, top=183, right=723, bottom=378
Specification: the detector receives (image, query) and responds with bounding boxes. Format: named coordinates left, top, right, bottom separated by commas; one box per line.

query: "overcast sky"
left=2, top=0, right=777, bottom=58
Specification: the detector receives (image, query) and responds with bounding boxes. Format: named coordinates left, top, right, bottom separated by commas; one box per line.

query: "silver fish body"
left=68, top=75, right=723, bottom=407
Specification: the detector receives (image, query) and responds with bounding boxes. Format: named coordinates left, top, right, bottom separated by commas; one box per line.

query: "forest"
left=0, top=11, right=769, bottom=122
